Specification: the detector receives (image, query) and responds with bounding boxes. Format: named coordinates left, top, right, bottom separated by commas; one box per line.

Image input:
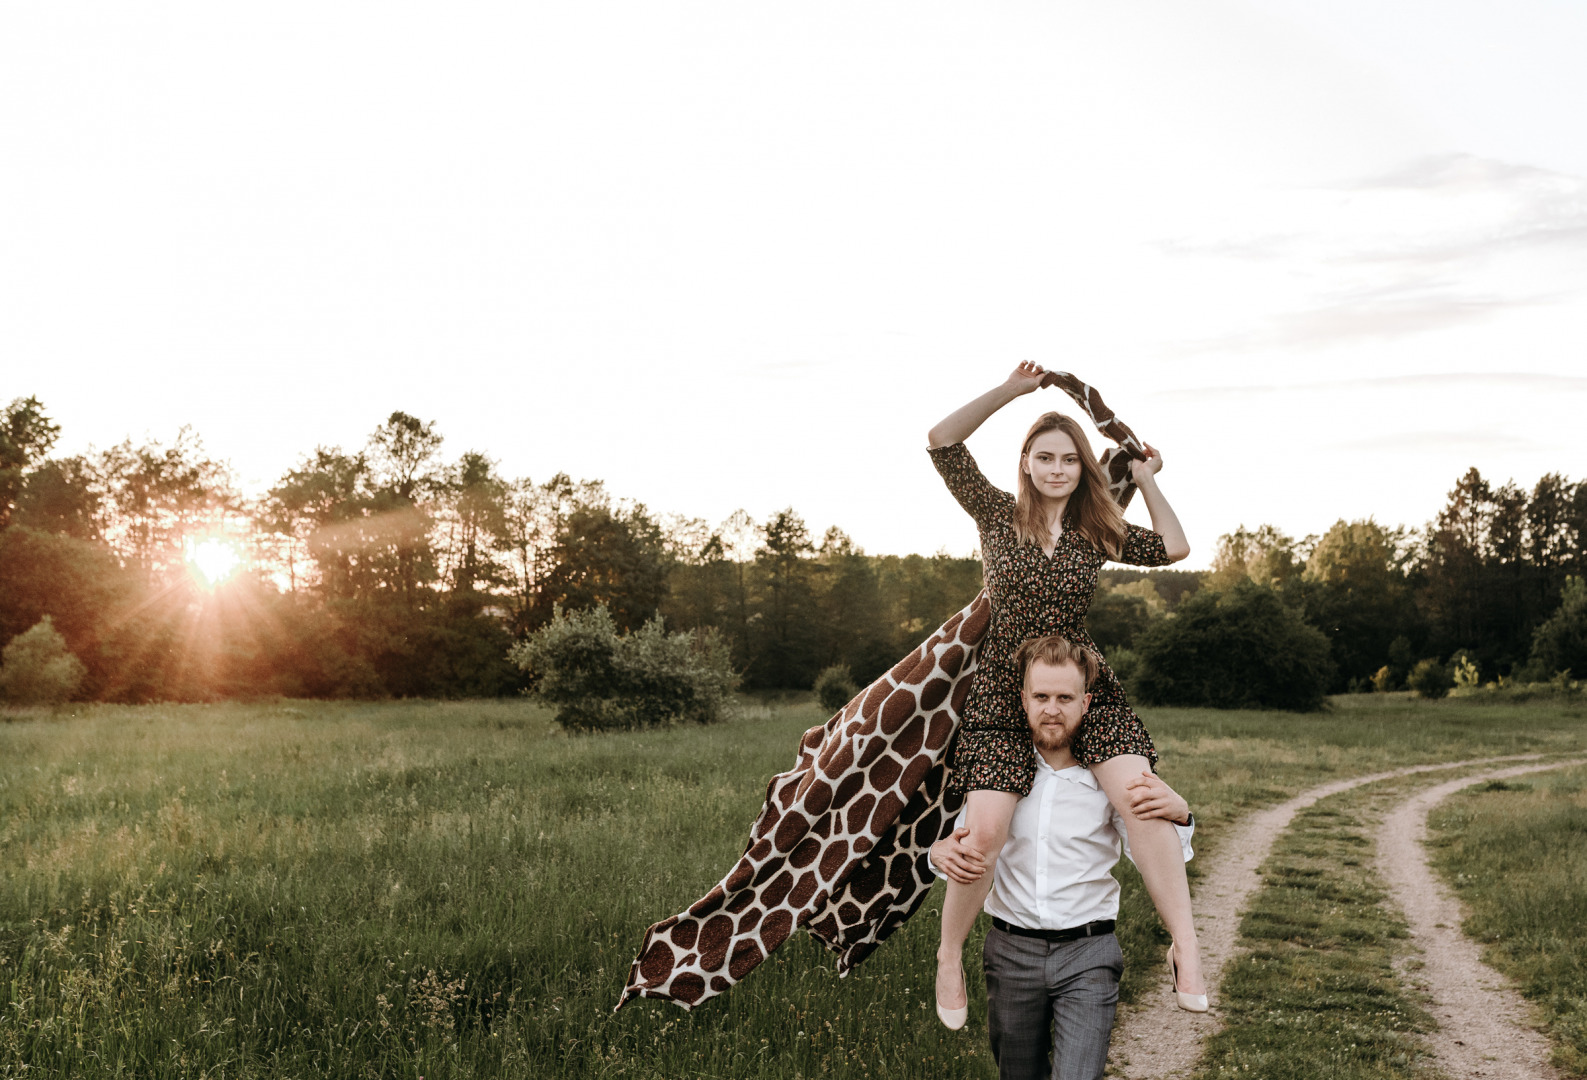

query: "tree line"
left=1, top=395, right=1583, bottom=704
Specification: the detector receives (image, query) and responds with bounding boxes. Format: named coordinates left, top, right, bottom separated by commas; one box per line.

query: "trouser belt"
left=989, top=917, right=1115, bottom=942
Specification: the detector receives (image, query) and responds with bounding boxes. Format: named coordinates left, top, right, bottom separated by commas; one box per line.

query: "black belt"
left=990, top=917, right=1115, bottom=942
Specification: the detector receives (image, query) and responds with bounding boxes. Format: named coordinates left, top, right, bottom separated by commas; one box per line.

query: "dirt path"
left=1375, top=760, right=1585, bottom=1080
left=1107, top=754, right=1555, bottom=1080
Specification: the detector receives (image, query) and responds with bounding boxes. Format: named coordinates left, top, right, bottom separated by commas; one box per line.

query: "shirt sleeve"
left=929, top=443, right=1015, bottom=529
left=1115, top=809, right=1195, bottom=866
left=1116, top=522, right=1172, bottom=567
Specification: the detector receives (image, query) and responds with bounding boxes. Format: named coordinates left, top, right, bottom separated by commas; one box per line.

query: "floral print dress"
left=930, top=442, right=1170, bottom=797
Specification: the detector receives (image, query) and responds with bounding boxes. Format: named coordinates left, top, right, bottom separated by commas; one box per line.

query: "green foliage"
left=1407, top=657, right=1453, bottom=699
left=1133, top=581, right=1335, bottom=711
left=813, top=663, right=859, bottom=713
left=510, top=605, right=738, bottom=731
left=0, top=615, right=86, bottom=706
left=1529, top=575, right=1587, bottom=681
left=1084, top=584, right=1155, bottom=652
left=0, top=396, right=62, bottom=531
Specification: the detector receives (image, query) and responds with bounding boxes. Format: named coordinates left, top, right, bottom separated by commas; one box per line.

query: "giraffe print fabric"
left=616, top=372, right=1148, bottom=1011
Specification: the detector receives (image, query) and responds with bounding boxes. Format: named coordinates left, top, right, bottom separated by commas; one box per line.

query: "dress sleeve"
left=929, top=443, right=1014, bottom=528
left=1116, top=522, right=1171, bottom=567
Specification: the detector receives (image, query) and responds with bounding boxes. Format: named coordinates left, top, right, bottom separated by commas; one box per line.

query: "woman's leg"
left=1090, top=755, right=1206, bottom=995
left=937, top=790, right=1020, bottom=1013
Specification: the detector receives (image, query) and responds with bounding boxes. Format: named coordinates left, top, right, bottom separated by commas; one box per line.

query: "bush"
left=1369, top=665, right=1395, bottom=692
left=1105, top=647, right=1142, bottom=693
left=813, top=664, right=860, bottom=713
left=1132, top=581, right=1334, bottom=711
left=1528, top=576, right=1587, bottom=682
left=1407, top=657, right=1453, bottom=699
left=0, top=616, right=86, bottom=706
left=509, top=605, right=738, bottom=731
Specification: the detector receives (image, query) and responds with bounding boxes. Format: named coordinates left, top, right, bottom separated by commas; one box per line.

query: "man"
left=931, top=634, right=1195, bottom=1080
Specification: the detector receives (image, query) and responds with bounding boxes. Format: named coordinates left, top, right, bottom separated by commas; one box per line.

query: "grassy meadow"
left=2, top=693, right=1586, bottom=1078
left=1428, top=761, right=1587, bottom=1076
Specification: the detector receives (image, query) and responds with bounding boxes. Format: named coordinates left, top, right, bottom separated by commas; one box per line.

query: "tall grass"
left=1427, top=762, right=1587, bottom=1076
left=2, top=694, right=1585, bottom=1077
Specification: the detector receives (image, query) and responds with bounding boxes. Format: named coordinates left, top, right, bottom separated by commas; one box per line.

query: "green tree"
left=1295, top=518, right=1419, bottom=690
left=96, top=428, right=238, bottom=579
left=1133, top=581, right=1334, bottom=711
left=13, top=456, right=102, bottom=539
left=1528, top=576, right=1587, bottom=680
left=439, top=451, right=509, bottom=594
left=532, top=496, right=669, bottom=632
left=813, top=527, right=895, bottom=683
left=1208, top=524, right=1307, bottom=589
left=0, top=615, right=86, bottom=705
left=750, top=508, right=819, bottom=689
left=0, top=397, right=62, bottom=530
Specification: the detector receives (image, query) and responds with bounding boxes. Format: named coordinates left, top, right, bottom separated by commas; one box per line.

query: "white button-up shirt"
left=935, top=754, right=1195, bottom=931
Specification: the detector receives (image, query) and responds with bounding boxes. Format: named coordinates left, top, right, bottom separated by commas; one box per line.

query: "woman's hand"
left=931, top=826, right=987, bottom=885
left=1124, top=771, right=1191, bottom=825
left=1003, top=361, right=1049, bottom=397
left=1130, top=443, right=1165, bottom=484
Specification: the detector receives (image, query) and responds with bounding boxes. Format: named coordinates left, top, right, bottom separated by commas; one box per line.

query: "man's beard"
left=1032, top=724, right=1075, bottom=753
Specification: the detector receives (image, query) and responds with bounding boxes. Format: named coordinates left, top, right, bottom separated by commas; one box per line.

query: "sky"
left=3, top=1, right=1585, bottom=567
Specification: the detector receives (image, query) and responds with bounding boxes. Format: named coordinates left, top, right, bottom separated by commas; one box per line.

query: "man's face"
left=1021, top=659, right=1091, bottom=756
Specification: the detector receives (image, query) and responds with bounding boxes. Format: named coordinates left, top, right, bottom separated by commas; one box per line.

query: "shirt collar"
left=1033, top=750, right=1097, bottom=788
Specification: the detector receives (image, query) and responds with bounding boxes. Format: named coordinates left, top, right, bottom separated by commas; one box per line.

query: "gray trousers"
left=982, top=927, right=1123, bottom=1080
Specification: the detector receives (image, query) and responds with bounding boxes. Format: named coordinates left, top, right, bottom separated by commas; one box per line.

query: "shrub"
left=0, top=616, right=86, bottom=706
left=1451, top=651, right=1481, bottom=691
left=1407, top=657, right=1453, bottom=699
left=509, top=605, right=738, bottom=731
left=1369, top=665, right=1395, bottom=693
left=1105, top=647, right=1142, bottom=693
left=1528, top=575, right=1587, bottom=683
left=814, top=664, right=860, bottom=714
left=1132, top=581, right=1334, bottom=711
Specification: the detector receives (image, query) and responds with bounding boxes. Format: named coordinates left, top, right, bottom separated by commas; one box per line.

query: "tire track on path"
left=1108, top=753, right=1557, bottom=1080
left=1375, top=760, right=1585, bottom=1080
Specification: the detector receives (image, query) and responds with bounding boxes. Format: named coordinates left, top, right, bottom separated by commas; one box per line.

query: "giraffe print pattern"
left=616, top=371, right=1149, bottom=1012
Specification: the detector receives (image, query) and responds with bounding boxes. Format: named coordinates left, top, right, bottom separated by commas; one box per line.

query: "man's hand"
left=1124, top=771, right=1190, bottom=825
left=931, top=827, right=988, bottom=885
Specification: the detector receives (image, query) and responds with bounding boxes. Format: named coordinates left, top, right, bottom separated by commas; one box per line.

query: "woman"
left=929, top=361, right=1206, bottom=1028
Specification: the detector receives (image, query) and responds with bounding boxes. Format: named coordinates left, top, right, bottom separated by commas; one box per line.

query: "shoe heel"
left=1167, top=944, right=1209, bottom=1013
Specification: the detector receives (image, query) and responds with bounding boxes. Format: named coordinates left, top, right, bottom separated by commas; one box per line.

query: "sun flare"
left=187, top=537, right=243, bottom=588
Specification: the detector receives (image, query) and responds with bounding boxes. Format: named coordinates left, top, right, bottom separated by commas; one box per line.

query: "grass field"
left=1428, top=761, right=1587, bottom=1076
left=2, top=693, right=1586, bottom=1078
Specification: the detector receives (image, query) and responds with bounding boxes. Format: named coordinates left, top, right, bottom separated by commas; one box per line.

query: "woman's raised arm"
left=1130, top=445, right=1191, bottom=562
left=926, top=362, right=1048, bottom=449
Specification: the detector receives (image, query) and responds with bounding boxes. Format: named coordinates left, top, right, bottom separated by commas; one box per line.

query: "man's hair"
left=1015, top=634, right=1100, bottom=690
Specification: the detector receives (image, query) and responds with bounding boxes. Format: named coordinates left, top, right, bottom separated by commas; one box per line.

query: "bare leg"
left=1091, top=755, right=1206, bottom=995
left=936, top=790, right=1019, bottom=1015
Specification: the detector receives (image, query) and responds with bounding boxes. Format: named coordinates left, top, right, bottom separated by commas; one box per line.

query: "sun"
left=186, top=536, right=243, bottom=588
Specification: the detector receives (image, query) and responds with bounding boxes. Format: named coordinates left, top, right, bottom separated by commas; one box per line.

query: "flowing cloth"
left=617, top=372, right=1148, bottom=1011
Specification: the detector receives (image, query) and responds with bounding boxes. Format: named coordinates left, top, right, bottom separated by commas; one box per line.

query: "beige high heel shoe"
left=935, top=959, right=968, bottom=1030
left=1167, top=943, right=1208, bottom=1013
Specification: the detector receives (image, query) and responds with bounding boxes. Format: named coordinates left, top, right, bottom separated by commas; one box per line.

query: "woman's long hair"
left=1013, top=412, right=1127, bottom=559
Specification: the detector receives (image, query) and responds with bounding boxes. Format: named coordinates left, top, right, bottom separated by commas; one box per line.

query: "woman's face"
left=1022, top=429, right=1083, bottom=504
